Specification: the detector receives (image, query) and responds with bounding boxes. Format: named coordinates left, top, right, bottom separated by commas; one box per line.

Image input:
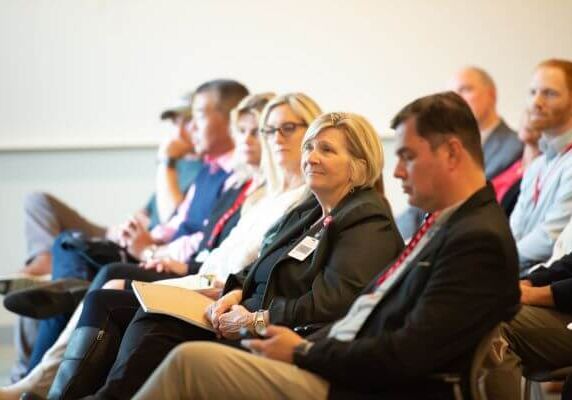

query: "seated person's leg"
left=97, top=309, right=216, bottom=399
left=486, top=305, right=572, bottom=399
left=505, top=305, right=572, bottom=370
left=21, top=262, right=182, bottom=369
left=133, top=342, right=329, bottom=400
left=10, top=317, right=39, bottom=382
left=23, top=234, right=107, bottom=370
left=27, top=315, right=68, bottom=372
left=48, top=289, right=141, bottom=399
left=51, top=231, right=101, bottom=281
left=102, top=279, right=125, bottom=290
left=0, top=298, right=88, bottom=398
left=23, top=192, right=106, bottom=275
left=88, top=262, right=181, bottom=291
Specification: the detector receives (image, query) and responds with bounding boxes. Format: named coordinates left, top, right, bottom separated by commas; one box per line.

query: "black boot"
left=47, top=325, right=120, bottom=400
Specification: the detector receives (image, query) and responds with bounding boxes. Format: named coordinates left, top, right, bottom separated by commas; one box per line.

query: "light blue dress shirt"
left=510, top=130, right=572, bottom=269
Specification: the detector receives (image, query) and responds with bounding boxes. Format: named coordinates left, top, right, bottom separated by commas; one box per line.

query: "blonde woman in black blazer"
left=48, top=110, right=404, bottom=400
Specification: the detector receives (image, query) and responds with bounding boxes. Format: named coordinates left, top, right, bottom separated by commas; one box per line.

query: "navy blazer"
left=296, top=185, right=520, bottom=398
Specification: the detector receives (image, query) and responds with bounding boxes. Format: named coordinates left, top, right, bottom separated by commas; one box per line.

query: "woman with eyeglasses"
left=21, top=93, right=318, bottom=399
left=0, top=92, right=317, bottom=400
left=42, top=109, right=404, bottom=400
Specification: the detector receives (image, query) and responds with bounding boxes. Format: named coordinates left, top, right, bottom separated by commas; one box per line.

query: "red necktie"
left=375, top=212, right=438, bottom=287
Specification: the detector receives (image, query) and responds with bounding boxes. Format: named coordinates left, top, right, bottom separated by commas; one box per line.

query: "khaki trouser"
left=133, top=342, right=329, bottom=400
left=485, top=305, right=572, bottom=399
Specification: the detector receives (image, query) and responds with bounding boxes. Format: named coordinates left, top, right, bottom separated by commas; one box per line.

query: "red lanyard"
left=533, top=142, right=572, bottom=206
left=206, top=179, right=253, bottom=248
left=375, top=212, right=439, bottom=287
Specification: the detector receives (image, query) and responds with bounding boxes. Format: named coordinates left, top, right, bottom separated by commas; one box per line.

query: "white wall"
left=0, top=140, right=404, bottom=276
left=0, top=0, right=571, bottom=323
left=0, top=148, right=155, bottom=325
left=1, top=0, right=571, bottom=149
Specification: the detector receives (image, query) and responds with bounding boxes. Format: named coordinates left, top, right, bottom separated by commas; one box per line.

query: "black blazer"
left=296, top=185, right=520, bottom=398
left=224, top=188, right=404, bottom=328
left=185, top=181, right=253, bottom=274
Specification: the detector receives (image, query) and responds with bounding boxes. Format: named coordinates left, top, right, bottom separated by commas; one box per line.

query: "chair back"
left=469, top=324, right=505, bottom=400
left=432, top=324, right=504, bottom=400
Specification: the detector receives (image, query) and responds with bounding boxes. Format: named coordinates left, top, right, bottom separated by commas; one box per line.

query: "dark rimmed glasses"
left=260, top=122, right=307, bottom=137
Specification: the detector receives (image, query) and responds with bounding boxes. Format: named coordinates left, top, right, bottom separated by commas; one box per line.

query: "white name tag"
left=288, top=236, right=320, bottom=261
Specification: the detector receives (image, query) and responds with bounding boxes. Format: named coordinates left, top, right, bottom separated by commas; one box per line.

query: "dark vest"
left=172, top=163, right=230, bottom=241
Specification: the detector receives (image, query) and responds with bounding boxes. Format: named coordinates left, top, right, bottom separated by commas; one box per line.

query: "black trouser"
left=74, top=288, right=239, bottom=399
left=89, top=262, right=181, bottom=292
left=29, top=262, right=181, bottom=370
left=67, top=289, right=141, bottom=397
left=95, top=306, right=244, bottom=399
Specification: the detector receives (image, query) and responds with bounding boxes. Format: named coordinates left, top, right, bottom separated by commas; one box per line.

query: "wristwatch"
left=141, top=244, right=158, bottom=262
left=253, top=310, right=267, bottom=337
left=158, top=157, right=177, bottom=169
left=293, top=340, right=314, bottom=358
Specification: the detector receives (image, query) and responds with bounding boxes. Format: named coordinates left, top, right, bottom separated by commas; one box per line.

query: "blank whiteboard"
left=1, top=0, right=571, bottom=150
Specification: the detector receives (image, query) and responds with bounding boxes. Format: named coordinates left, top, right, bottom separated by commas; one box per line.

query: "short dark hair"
left=391, top=91, right=484, bottom=168
left=195, top=79, right=249, bottom=117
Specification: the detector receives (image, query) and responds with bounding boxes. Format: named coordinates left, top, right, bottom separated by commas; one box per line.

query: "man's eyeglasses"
left=260, top=122, right=307, bottom=137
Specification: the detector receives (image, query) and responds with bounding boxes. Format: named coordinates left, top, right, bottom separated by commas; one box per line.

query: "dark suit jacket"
left=483, top=119, right=523, bottom=180
left=295, top=185, right=520, bottom=398
left=224, top=188, right=404, bottom=328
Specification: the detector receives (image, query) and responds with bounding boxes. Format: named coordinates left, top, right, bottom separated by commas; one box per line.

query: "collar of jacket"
left=442, top=183, right=497, bottom=228
left=258, top=187, right=387, bottom=260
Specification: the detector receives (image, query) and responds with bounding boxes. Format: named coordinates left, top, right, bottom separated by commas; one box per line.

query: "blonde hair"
left=230, top=92, right=276, bottom=130
left=228, top=92, right=276, bottom=186
left=303, top=112, right=384, bottom=189
left=258, top=93, right=322, bottom=193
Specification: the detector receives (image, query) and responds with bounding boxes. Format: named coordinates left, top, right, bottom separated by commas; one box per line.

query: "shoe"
left=48, top=326, right=120, bottom=399
left=0, top=273, right=50, bottom=296
left=3, top=279, right=90, bottom=319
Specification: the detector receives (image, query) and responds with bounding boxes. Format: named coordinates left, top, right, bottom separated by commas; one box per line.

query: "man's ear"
left=444, top=137, right=463, bottom=169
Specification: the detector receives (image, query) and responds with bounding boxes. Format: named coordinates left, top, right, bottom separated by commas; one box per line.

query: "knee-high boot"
left=47, top=322, right=120, bottom=400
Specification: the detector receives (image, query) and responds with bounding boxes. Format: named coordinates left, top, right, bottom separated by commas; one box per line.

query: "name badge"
left=288, top=236, right=319, bottom=261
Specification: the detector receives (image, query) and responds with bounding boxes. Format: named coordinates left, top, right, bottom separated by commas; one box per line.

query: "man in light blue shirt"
left=510, top=59, right=572, bottom=271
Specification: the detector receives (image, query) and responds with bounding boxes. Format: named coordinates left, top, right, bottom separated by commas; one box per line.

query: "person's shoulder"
left=493, top=120, right=522, bottom=149
left=493, top=119, right=517, bottom=137
left=447, top=187, right=513, bottom=242
left=444, top=199, right=520, bottom=283
left=450, top=207, right=516, bottom=269
left=333, top=188, right=394, bottom=226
